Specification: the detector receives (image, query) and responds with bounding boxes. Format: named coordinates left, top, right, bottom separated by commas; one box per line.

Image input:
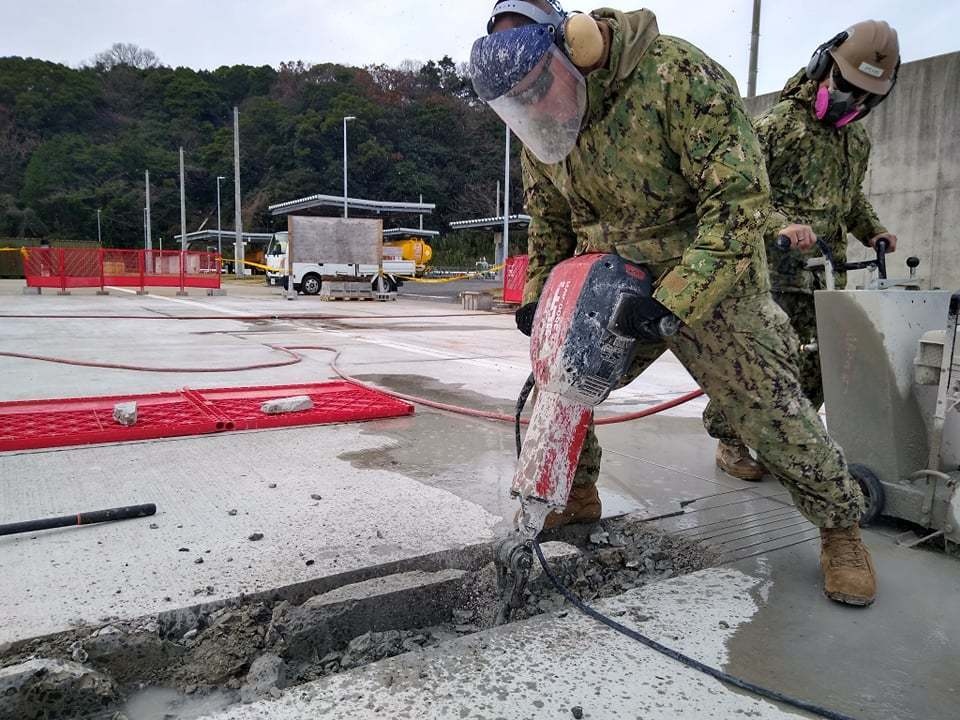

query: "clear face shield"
left=471, top=25, right=587, bottom=164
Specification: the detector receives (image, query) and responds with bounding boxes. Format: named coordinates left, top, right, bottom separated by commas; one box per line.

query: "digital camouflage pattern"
left=521, top=9, right=771, bottom=326
left=520, top=9, right=864, bottom=527
left=759, top=69, right=887, bottom=294
left=704, top=68, right=889, bottom=436
left=703, top=291, right=824, bottom=437
left=574, top=293, right=865, bottom=528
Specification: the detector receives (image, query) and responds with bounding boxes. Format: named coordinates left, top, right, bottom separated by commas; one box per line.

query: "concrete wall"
left=743, top=52, right=960, bottom=291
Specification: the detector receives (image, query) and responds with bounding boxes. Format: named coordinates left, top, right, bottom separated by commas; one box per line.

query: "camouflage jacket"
left=521, top=9, right=771, bottom=326
left=758, top=70, right=887, bottom=293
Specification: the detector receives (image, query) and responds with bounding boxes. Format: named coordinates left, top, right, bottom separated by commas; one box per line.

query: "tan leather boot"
left=820, top=525, right=877, bottom=606
left=716, top=441, right=766, bottom=481
left=542, top=484, right=602, bottom=530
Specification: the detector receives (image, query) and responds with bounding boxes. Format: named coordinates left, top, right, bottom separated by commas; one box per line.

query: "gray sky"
left=2, top=0, right=957, bottom=95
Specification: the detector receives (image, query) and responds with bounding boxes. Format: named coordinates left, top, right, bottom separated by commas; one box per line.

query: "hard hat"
left=814, top=20, right=900, bottom=96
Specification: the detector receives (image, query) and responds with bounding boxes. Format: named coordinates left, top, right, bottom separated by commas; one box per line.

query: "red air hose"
left=0, top=343, right=705, bottom=426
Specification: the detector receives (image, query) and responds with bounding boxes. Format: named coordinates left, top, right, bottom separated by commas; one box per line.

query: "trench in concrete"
left=0, top=515, right=717, bottom=720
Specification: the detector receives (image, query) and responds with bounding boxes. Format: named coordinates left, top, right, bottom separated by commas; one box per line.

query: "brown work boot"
left=716, top=441, right=766, bottom=481
left=820, top=525, right=877, bottom=607
left=542, top=484, right=602, bottom=530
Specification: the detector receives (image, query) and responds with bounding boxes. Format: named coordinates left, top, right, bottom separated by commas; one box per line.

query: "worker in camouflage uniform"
left=706, top=21, right=900, bottom=483
left=471, top=1, right=876, bottom=605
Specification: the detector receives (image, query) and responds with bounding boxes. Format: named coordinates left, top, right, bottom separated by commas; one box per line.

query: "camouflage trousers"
left=704, top=290, right=824, bottom=439
left=575, top=291, right=864, bottom=528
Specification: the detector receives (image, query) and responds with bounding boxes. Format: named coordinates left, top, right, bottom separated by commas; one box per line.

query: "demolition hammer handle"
left=0, top=503, right=157, bottom=537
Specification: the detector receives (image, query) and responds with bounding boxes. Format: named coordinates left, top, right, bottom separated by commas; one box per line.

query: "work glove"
left=615, top=295, right=681, bottom=343
left=515, top=302, right=537, bottom=337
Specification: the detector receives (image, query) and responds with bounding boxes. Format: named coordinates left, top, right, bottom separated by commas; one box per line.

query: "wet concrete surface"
left=2, top=280, right=958, bottom=719
left=724, top=530, right=960, bottom=720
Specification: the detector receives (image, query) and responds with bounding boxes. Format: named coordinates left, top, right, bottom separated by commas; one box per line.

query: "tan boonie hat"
left=830, top=20, right=900, bottom=95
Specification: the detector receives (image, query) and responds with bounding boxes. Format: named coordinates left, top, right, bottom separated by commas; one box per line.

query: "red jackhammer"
left=495, top=253, right=679, bottom=624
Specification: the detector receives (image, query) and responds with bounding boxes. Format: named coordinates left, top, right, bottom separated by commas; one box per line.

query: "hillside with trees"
left=0, top=46, right=523, bottom=265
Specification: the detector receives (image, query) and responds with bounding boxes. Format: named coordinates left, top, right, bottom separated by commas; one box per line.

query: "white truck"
left=264, top=217, right=414, bottom=296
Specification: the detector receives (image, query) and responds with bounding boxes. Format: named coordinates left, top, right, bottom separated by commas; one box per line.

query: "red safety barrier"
left=0, top=381, right=414, bottom=452
left=503, top=254, right=529, bottom=305
left=23, top=248, right=221, bottom=292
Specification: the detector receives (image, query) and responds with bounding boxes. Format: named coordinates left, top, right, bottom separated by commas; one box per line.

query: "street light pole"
left=343, top=115, right=356, bottom=218
left=747, top=0, right=762, bottom=98
left=179, top=146, right=187, bottom=252
left=216, top=176, right=225, bottom=261
left=96, top=209, right=102, bottom=246
left=502, top=125, right=511, bottom=279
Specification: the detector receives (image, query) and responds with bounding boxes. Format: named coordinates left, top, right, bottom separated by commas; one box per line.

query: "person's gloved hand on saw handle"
left=778, top=223, right=897, bottom=252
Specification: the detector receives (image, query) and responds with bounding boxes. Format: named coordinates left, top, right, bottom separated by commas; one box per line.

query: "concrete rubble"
left=260, top=396, right=314, bottom=415
left=0, top=658, right=119, bottom=720
left=0, top=519, right=710, bottom=719
left=112, top=401, right=138, bottom=427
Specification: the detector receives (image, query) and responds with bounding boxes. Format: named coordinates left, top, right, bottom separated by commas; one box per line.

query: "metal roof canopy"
left=175, top=229, right=275, bottom=243
left=383, top=228, right=441, bottom=239
left=269, top=194, right=436, bottom=217
left=448, top=214, right=531, bottom=231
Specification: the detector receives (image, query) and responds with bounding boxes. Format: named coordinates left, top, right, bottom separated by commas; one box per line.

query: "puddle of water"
left=119, top=687, right=238, bottom=720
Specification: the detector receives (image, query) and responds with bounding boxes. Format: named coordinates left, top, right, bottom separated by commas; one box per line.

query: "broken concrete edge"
left=0, top=539, right=497, bottom=655
left=1, top=513, right=709, bottom=656
left=0, top=519, right=716, bottom=719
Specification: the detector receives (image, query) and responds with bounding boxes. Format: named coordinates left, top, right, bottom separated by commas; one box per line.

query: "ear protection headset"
left=805, top=31, right=848, bottom=82
left=487, top=1, right=606, bottom=70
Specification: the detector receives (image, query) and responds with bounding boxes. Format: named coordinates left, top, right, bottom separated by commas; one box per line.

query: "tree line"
left=0, top=46, right=525, bottom=265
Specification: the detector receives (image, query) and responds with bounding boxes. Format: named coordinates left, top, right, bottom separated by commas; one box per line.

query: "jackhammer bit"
left=494, top=534, right=534, bottom=626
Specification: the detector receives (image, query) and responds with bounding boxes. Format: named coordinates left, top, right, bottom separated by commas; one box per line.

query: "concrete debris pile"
left=0, top=521, right=712, bottom=719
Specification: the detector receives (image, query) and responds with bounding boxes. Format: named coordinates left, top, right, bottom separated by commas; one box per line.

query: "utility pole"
left=96, top=209, right=102, bottom=246
left=233, top=106, right=243, bottom=279
left=419, top=193, right=424, bottom=230
left=144, top=170, right=152, bottom=252
left=179, top=147, right=187, bottom=252
left=502, top=125, right=511, bottom=279
left=747, top=0, right=761, bottom=98
left=216, top=176, right=225, bottom=261
left=343, top=116, right=356, bottom=218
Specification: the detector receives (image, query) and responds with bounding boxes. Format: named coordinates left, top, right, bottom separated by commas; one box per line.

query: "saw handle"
left=776, top=234, right=888, bottom=280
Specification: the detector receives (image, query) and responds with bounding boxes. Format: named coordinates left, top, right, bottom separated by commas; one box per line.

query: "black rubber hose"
left=515, top=373, right=536, bottom=455
left=513, top=382, right=859, bottom=720
left=0, top=504, right=157, bottom=537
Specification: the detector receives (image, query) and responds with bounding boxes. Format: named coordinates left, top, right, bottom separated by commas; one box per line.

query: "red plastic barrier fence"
left=23, top=248, right=221, bottom=293
left=502, top=254, right=529, bottom=305
left=0, top=381, right=414, bottom=452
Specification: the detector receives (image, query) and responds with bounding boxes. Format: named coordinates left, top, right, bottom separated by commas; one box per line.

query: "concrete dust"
left=0, top=520, right=714, bottom=719
left=113, top=687, right=236, bottom=720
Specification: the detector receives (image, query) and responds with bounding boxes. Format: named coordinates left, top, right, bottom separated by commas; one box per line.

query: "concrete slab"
left=3, top=279, right=958, bottom=720
left=200, top=567, right=813, bottom=720
left=0, top=425, right=502, bottom=644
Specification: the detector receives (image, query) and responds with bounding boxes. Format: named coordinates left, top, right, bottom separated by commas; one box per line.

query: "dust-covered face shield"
left=471, top=24, right=587, bottom=164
